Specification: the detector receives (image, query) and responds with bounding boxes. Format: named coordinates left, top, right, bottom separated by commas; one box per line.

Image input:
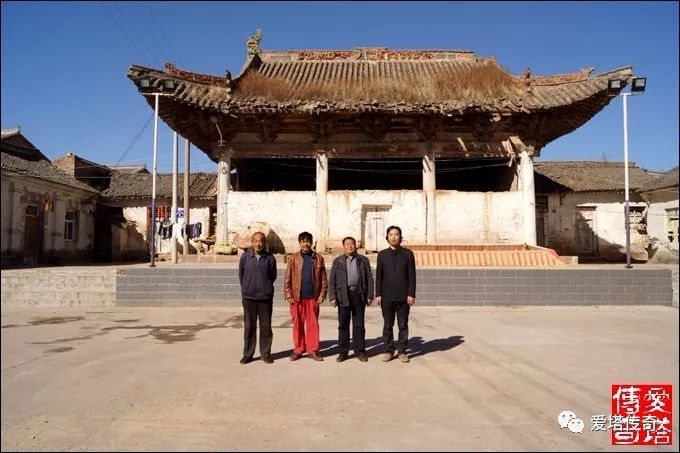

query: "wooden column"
left=216, top=149, right=231, bottom=247
left=316, top=150, right=329, bottom=252
left=423, top=146, right=436, bottom=244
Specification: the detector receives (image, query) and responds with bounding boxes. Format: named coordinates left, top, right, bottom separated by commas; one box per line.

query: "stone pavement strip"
left=1, top=306, right=678, bottom=452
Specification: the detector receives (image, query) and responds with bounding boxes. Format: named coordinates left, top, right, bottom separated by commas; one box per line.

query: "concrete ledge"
left=115, top=267, right=674, bottom=307
left=1, top=265, right=673, bottom=308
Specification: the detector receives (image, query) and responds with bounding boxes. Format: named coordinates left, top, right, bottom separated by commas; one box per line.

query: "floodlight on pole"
left=607, top=76, right=647, bottom=269
left=138, top=78, right=176, bottom=267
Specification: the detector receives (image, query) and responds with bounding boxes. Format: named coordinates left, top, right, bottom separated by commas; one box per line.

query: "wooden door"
left=575, top=207, right=596, bottom=255
left=23, top=205, right=39, bottom=265
left=362, top=206, right=390, bottom=252
left=535, top=194, right=548, bottom=247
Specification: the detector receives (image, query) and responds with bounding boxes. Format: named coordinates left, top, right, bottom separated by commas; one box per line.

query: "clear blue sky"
left=2, top=1, right=678, bottom=173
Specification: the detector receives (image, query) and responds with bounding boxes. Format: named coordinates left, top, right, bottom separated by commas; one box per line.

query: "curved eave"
left=529, top=66, right=633, bottom=109
left=128, top=64, right=633, bottom=115
left=127, top=63, right=635, bottom=153
left=128, top=64, right=231, bottom=111
left=532, top=66, right=634, bottom=146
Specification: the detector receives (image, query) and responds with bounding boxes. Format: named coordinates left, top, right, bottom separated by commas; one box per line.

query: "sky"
left=1, top=1, right=678, bottom=173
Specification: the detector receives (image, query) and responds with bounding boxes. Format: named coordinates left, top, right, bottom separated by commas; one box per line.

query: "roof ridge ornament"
left=164, top=63, right=231, bottom=88
left=247, top=29, right=263, bottom=58
left=520, top=66, right=596, bottom=87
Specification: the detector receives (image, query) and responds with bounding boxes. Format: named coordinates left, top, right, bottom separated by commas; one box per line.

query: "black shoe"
left=240, top=356, right=253, bottom=365
left=261, top=355, right=274, bottom=364
left=336, top=352, right=348, bottom=363
left=357, top=352, right=368, bottom=362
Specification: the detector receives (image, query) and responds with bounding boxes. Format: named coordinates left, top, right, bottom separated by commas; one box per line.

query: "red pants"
left=290, top=298, right=320, bottom=354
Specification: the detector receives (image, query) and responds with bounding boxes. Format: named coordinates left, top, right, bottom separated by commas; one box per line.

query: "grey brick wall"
left=116, top=267, right=674, bottom=307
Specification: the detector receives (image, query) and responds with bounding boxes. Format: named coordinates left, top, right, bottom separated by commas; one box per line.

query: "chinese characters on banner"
left=610, top=384, right=672, bottom=446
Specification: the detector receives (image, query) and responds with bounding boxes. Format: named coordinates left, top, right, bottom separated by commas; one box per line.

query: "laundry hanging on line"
left=183, top=222, right=202, bottom=239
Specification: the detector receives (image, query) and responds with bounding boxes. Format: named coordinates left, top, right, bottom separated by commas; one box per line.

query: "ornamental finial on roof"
left=247, top=29, right=263, bottom=58
left=522, top=68, right=532, bottom=89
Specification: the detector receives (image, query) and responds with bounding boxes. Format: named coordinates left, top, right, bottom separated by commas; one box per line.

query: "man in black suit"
left=375, top=226, right=416, bottom=363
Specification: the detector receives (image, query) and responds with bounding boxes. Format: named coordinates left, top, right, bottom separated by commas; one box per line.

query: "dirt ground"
left=1, top=305, right=678, bottom=451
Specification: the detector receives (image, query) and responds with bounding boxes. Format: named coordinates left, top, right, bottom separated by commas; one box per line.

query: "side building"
left=1, top=129, right=99, bottom=265
left=638, top=166, right=679, bottom=263
left=534, top=161, right=661, bottom=261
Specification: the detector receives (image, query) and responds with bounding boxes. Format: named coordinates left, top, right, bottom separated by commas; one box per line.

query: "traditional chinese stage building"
left=127, top=32, right=634, bottom=254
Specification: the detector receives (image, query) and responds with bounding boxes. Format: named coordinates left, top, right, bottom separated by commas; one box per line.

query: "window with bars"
left=629, top=206, right=647, bottom=233
left=64, top=211, right=78, bottom=241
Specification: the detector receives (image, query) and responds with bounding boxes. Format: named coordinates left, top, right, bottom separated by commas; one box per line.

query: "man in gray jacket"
left=328, top=237, right=374, bottom=362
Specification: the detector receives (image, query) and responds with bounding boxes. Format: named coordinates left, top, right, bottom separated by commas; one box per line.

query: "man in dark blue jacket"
left=238, top=231, right=277, bottom=364
left=375, top=225, right=416, bottom=363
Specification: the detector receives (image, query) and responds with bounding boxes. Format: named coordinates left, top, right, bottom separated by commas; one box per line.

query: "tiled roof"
left=126, top=42, right=636, bottom=157
left=638, top=166, right=679, bottom=192
left=104, top=163, right=149, bottom=174
left=101, top=172, right=217, bottom=200
left=534, top=161, right=657, bottom=192
left=128, top=50, right=633, bottom=114
left=1, top=128, right=21, bottom=139
left=1, top=130, right=49, bottom=162
left=1, top=153, right=99, bottom=193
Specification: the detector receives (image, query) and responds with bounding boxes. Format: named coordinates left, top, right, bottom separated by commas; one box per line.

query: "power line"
left=112, top=112, right=154, bottom=167
left=101, top=2, right=153, bottom=66
left=138, top=9, right=171, bottom=65
left=53, top=109, right=146, bottom=153
left=145, top=6, right=184, bottom=66
left=237, top=160, right=511, bottom=175
left=113, top=3, right=163, bottom=67
left=14, top=86, right=97, bottom=115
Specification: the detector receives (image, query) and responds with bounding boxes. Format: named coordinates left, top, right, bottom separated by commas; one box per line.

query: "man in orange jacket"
left=284, top=231, right=328, bottom=361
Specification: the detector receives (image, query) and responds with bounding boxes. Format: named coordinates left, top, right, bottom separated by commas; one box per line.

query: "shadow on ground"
left=265, top=334, right=465, bottom=362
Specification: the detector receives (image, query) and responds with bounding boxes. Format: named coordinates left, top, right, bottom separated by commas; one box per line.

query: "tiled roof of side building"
left=637, top=166, right=679, bottom=193
left=1, top=128, right=21, bottom=139
left=104, top=163, right=149, bottom=174
left=534, top=161, right=659, bottom=192
left=101, top=172, right=217, bottom=199
left=1, top=153, right=99, bottom=193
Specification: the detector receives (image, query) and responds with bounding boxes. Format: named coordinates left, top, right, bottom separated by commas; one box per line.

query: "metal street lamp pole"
left=609, top=76, right=645, bottom=269
left=138, top=78, right=176, bottom=268
left=150, top=93, right=159, bottom=267
left=622, top=92, right=632, bottom=269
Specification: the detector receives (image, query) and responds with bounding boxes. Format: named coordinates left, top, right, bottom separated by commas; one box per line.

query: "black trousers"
left=337, top=289, right=366, bottom=353
left=381, top=300, right=410, bottom=353
left=242, top=298, right=273, bottom=359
